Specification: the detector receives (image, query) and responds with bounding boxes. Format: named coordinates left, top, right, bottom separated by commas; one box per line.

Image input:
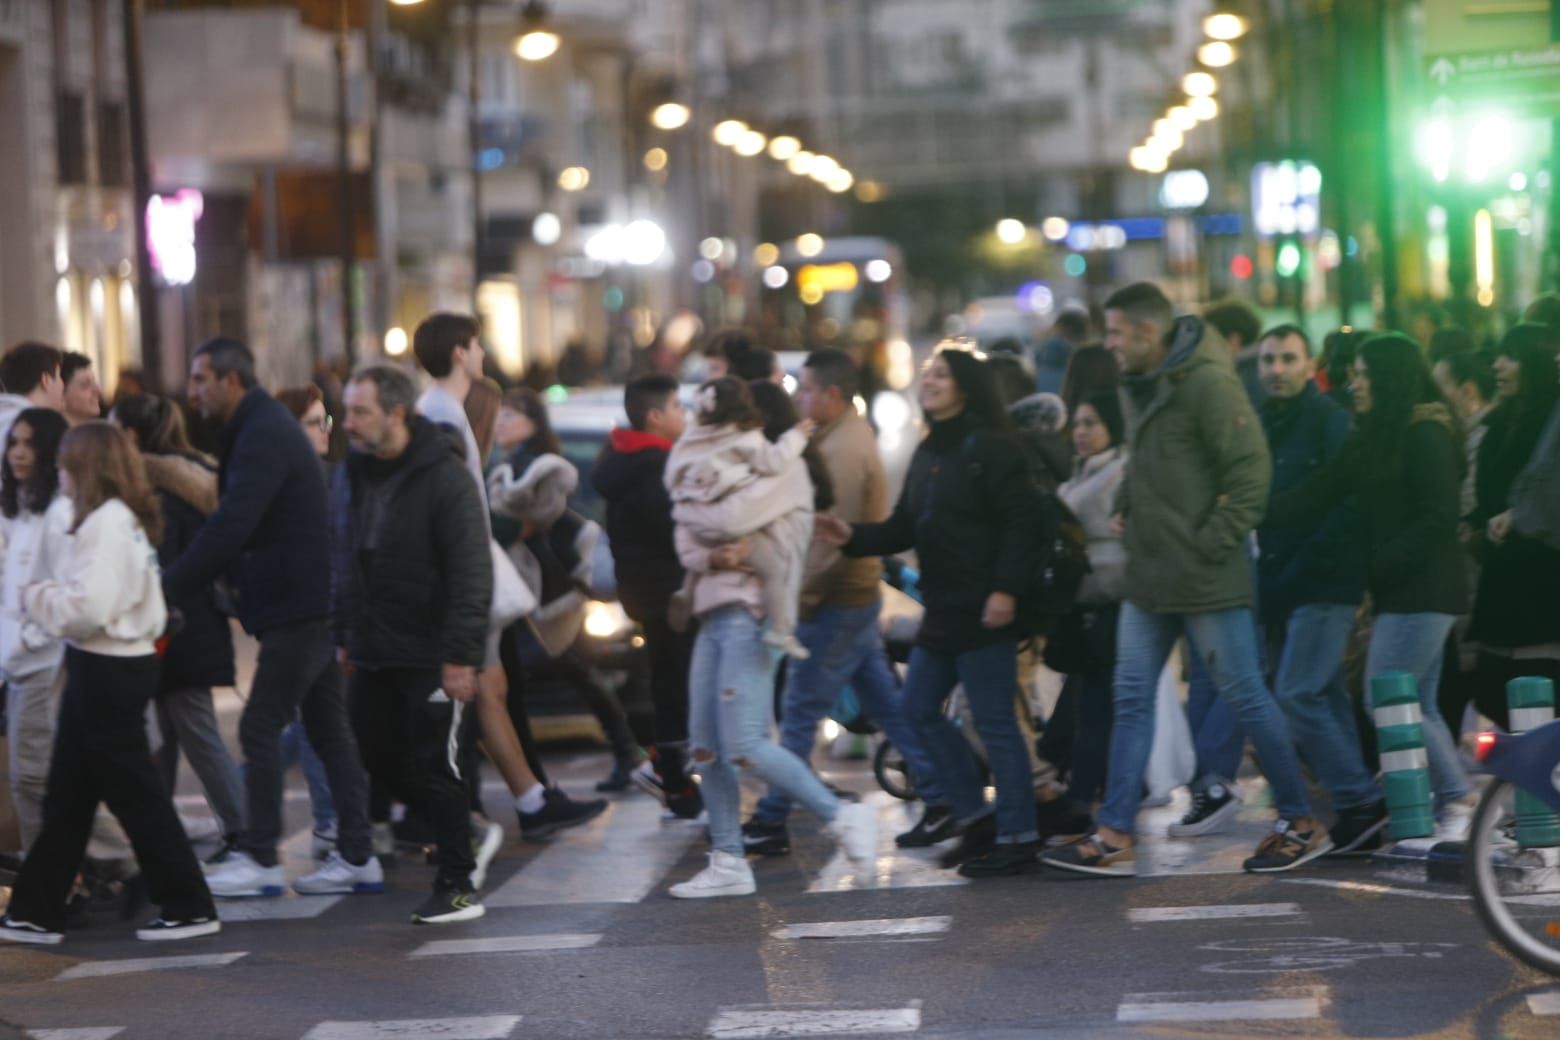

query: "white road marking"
left=1279, top=878, right=1469, bottom=901
left=28, top=1030, right=126, bottom=1040
left=771, top=917, right=951, bottom=941
left=706, top=1005, right=922, bottom=1038
left=1127, top=903, right=1303, bottom=923
left=486, top=799, right=695, bottom=907
left=219, top=894, right=344, bottom=922
left=301, top=1017, right=523, bottom=1040
left=1528, top=992, right=1560, bottom=1016
left=808, top=793, right=966, bottom=894
left=409, top=933, right=602, bottom=957
left=1117, top=988, right=1326, bottom=1023
left=53, top=952, right=247, bottom=982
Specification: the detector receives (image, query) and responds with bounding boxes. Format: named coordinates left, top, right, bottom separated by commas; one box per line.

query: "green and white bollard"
left=1372, top=671, right=1435, bottom=840
left=1507, top=676, right=1560, bottom=848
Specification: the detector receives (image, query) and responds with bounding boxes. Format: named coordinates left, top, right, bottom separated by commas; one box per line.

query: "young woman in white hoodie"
left=0, top=422, right=219, bottom=945
left=0, top=408, right=73, bottom=848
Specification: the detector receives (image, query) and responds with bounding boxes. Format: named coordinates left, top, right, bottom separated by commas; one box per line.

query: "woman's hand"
left=795, top=418, right=818, bottom=438
left=982, top=591, right=1016, bottom=629
left=709, top=539, right=752, bottom=572
left=1488, top=510, right=1514, bottom=544
left=814, top=514, right=852, bottom=546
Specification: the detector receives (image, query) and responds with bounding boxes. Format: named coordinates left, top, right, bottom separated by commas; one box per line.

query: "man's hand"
left=982, top=591, right=1016, bottom=629
left=1488, top=510, right=1514, bottom=544
left=1108, top=513, right=1125, bottom=539
left=814, top=514, right=852, bottom=546
left=442, top=663, right=477, bottom=703
left=709, top=539, right=752, bottom=572
left=336, top=647, right=353, bottom=676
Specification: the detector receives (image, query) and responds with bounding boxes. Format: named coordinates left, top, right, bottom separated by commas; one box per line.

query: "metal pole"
left=122, top=0, right=162, bottom=391
left=1550, top=0, right=1560, bottom=293
left=1374, top=0, right=1400, bottom=330
left=468, top=0, right=483, bottom=314
left=335, top=0, right=358, bottom=367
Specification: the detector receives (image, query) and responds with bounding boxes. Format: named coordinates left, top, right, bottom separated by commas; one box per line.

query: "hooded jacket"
left=1117, top=317, right=1271, bottom=614
left=1058, top=446, right=1127, bottom=606
left=331, top=417, right=493, bottom=669
left=591, top=428, right=682, bottom=621
left=1268, top=403, right=1469, bottom=616
left=143, top=452, right=236, bottom=690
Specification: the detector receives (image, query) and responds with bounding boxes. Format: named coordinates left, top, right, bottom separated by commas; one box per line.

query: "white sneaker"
left=669, top=850, right=755, bottom=899
left=371, top=821, right=396, bottom=858
left=828, top=801, right=879, bottom=866
left=1434, top=799, right=1476, bottom=843
left=204, top=851, right=286, bottom=899
left=469, top=821, right=504, bottom=890
left=294, top=851, right=385, bottom=895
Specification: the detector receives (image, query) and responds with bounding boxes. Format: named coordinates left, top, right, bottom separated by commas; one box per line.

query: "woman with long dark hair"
left=1269, top=332, right=1474, bottom=840
left=111, top=395, right=246, bottom=858
left=819, top=345, right=1041, bottom=876
left=1, top=408, right=73, bottom=848
left=1466, top=324, right=1560, bottom=726
left=1, top=423, right=218, bottom=944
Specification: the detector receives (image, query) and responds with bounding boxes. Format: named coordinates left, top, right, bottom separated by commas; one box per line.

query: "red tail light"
left=1474, top=731, right=1498, bottom=762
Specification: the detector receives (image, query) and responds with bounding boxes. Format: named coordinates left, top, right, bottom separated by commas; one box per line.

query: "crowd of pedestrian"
left=1, top=281, right=1557, bottom=942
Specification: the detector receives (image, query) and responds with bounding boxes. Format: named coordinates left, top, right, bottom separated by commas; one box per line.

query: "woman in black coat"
left=818, top=346, right=1040, bottom=877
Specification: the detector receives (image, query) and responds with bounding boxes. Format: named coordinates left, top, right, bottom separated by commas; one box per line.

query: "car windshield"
left=557, top=430, right=608, bottom=524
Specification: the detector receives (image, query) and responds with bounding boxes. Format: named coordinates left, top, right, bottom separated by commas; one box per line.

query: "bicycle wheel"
left=873, top=740, right=916, bottom=801
left=1467, top=778, right=1560, bottom=976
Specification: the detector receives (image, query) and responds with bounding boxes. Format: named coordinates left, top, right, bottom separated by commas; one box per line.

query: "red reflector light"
left=1475, top=731, right=1498, bottom=762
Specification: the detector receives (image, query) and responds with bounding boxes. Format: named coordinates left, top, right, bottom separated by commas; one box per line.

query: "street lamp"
left=1183, top=71, right=1218, bottom=96
left=650, top=102, right=691, bottom=130
left=513, top=1, right=559, bottom=62
left=1202, top=13, right=1248, bottom=41
left=1197, top=41, right=1237, bottom=68
left=1188, top=95, right=1220, bottom=121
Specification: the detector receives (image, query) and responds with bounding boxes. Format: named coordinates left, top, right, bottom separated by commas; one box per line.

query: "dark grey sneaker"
left=1328, top=801, right=1389, bottom=856
left=1243, top=818, right=1333, bottom=873
left=410, top=888, right=485, bottom=925
left=740, top=817, right=791, bottom=856
left=518, top=788, right=608, bottom=840
left=895, top=804, right=957, bottom=848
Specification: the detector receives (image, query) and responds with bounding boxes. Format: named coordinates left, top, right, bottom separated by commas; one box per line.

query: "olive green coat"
left=1118, top=317, right=1272, bottom=614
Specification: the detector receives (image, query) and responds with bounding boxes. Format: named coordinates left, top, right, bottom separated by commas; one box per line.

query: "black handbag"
left=1042, top=603, right=1117, bottom=675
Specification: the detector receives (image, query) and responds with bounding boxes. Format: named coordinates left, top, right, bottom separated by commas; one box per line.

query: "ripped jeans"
left=688, top=605, right=841, bottom=857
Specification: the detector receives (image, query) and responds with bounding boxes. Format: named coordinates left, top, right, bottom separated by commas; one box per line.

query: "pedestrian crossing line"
left=1116, top=987, right=1327, bottom=1024
left=771, top=916, right=951, bottom=941
left=28, top=1029, right=125, bottom=1040
left=301, top=1016, right=523, bottom=1040
left=1529, top=991, right=1560, bottom=1016
left=1127, top=903, right=1304, bottom=923
left=1279, top=878, right=1470, bottom=901
left=409, top=933, right=602, bottom=958
left=52, top=952, right=247, bottom=983
left=485, top=798, right=696, bottom=907
left=808, top=793, right=967, bottom=894
left=705, top=1003, right=922, bottom=1038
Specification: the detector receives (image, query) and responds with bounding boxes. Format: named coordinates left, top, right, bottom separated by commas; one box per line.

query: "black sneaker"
left=937, top=813, right=997, bottom=868
left=895, top=804, right=957, bottom=848
left=741, top=817, right=791, bottom=856
left=1166, top=783, right=1242, bottom=838
left=410, top=888, right=485, bottom=925
left=958, top=840, right=1041, bottom=878
left=1328, top=800, right=1389, bottom=856
left=596, top=757, right=642, bottom=793
left=0, top=915, right=63, bottom=945
left=1035, top=795, right=1094, bottom=839
left=665, top=786, right=705, bottom=821
left=1242, top=818, right=1333, bottom=873
left=136, top=916, right=221, bottom=942
left=518, top=788, right=608, bottom=840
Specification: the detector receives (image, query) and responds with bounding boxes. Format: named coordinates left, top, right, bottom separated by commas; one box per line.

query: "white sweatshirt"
left=0, top=494, right=74, bottom=679
left=22, top=498, right=167, bottom=657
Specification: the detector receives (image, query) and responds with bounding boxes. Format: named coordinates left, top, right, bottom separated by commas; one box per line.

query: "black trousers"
left=498, top=625, right=549, bottom=787
left=8, top=649, right=214, bottom=932
left=640, top=614, right=696, bottom=792
left=349, top=666, right=476, bottom=891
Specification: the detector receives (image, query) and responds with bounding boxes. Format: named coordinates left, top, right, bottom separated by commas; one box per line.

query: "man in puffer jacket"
left=1044, top=282, right=1327, bottom=879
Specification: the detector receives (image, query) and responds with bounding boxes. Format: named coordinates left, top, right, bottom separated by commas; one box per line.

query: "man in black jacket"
left=165, top=338, right=377, bottom=900
left=1255, top=326, right=1383, bottom=854
left=335, top=364, right=494, bottom=924
left=591, top=375, right=703, bottom=819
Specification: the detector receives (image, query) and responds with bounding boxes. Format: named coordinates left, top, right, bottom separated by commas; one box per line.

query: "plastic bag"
left=1145, top=660, right=1194, bottom=803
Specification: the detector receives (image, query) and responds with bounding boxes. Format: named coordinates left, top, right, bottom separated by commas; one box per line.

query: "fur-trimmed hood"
left=142, top=452, right=219, bottom=516
left=488, top=452, right=579, bottom=529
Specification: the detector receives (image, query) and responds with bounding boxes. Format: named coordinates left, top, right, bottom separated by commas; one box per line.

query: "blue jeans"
left=755, top=601, right=944, bottom=823
left=1365, top=612, right=1468, bottom=809
left=901, top=640, right=1036, bottom=842
left=689, top=606, right=840, bottom=857
left=280, top=719, right=337, bottom=832
left=1100, top=603, right=1313, bottom=835
left=1185, top=650, right=1246, bottom=792
left=1271, top=603, right=1379, bottom=811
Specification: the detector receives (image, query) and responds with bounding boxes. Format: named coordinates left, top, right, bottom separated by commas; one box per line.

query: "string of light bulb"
left=1128, top=12, right=1245, bottom=174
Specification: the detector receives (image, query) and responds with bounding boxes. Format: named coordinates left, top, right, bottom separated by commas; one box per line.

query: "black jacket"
left=162, top=388, right=331, bottom=635
left=591, top=428, right=682, bottom=622
left=331, top=417, right=493, bottom=669
left=146, top=453, right=235, bottom=691
left=1256, top=383, right=1364, bottom=623
left=1467, top=402, right=1560, bottom=647
left=845, top=411, right=1037, bottom=651
left=1268, top=404, right=1467, bottom=616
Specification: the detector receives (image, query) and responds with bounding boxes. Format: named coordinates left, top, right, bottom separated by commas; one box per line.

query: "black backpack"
left=961, top=434, right=1091, bottom=637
